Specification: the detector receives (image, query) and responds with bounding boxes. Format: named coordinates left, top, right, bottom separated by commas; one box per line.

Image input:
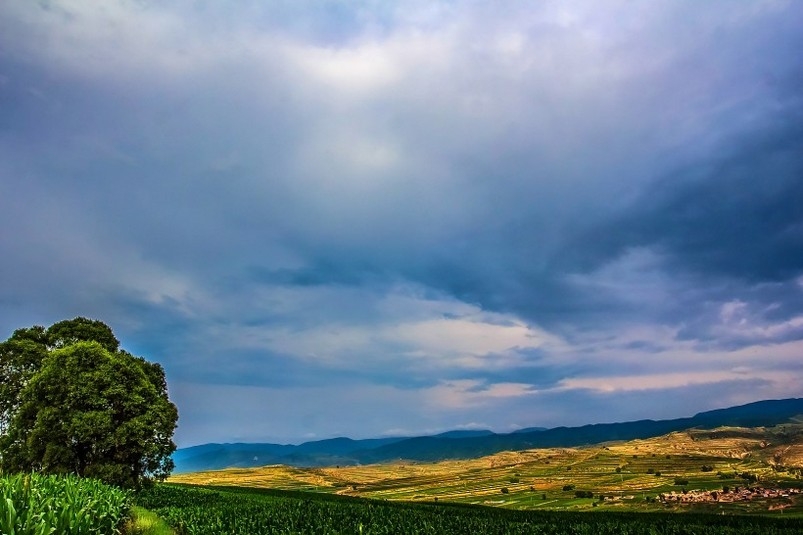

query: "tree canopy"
left=0, top=317, right=178, bottom=487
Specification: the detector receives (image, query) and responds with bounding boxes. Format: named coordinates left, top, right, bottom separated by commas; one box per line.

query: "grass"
left=169, top=425, right=803, bottom=515
left=124, top=506, right=175, bottom=535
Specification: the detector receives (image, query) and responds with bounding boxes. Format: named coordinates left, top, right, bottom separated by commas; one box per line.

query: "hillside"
left=173, top=398, right=803, bottom=472
left=170, top=422, right=803, bottom=514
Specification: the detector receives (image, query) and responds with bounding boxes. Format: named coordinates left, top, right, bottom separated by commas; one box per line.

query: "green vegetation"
left=0, top=317, right=178, bottom=488
left=136, top=483, right=803, bottom=534
left=0, top=472, right=130, bottom=534
left=125, top=506, right=175, bottom=535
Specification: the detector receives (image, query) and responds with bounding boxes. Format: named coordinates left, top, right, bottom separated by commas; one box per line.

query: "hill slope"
left=173, top=397, right=803, bottom=472
left=169, top=422, right=803, bottom=514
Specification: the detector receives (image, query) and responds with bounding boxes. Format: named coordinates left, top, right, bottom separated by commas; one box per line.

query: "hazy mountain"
left=173, top=397, right=803, bottom=473
left=512, top=426, right=548, bottom=434
left=173, top=436, right=408, bottom=473
left=433, top=430, right=495, bottom=439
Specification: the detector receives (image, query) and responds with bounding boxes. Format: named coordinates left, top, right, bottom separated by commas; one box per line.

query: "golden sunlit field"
left=170, top=424, right=803, bottom=514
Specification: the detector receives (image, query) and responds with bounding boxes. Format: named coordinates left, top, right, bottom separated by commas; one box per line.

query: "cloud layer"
left=1, top=0, right=802, bottom=446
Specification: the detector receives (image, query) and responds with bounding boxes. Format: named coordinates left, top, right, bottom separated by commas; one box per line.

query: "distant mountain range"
left=172, top=397, right=803, bottom=473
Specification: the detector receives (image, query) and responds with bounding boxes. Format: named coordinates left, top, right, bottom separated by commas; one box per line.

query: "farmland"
left=137, top=483, right=803, bottom=534
left=169, top=425, right=803, bottom=514
left=138, top=425, right=803, bottom=532
left=4, top=425, right=803, bottom=534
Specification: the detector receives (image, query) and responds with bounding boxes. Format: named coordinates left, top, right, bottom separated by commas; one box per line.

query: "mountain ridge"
left=172, top=397, right=803, bottom=473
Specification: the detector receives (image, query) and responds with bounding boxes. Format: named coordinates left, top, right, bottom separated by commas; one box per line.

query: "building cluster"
left=660, top=487, right=800, bottom=504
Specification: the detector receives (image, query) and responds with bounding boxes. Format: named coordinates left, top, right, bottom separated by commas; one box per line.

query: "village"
left=659, top=486, right=801, bottom=505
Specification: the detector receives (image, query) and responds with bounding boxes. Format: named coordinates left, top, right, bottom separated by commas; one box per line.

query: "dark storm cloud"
left=548, top=104, right=803, bottom=348
left=569, top=115, right=803, bottom=283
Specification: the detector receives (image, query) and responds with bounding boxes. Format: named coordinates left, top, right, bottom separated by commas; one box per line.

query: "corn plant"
left=137, top=484, right=803, bottom=535
left=0, top=473, right=130, bottom=535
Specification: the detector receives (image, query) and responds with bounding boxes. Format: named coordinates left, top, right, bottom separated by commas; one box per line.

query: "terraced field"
left=170, top=425, right=803, bottom=514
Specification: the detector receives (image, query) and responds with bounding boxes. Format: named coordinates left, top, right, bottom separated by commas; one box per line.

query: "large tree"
left=0, top=326, right=48, bottom=436
left=0, top=318, right=178, bottom=488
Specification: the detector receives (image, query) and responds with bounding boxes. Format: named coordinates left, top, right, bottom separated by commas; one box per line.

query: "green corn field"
left=137, top=484, right=803, bottom=535
left=0, top=473, right=130, bottom=535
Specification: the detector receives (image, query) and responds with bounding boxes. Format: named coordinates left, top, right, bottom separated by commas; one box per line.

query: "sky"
left=1, top=0, right=802, bottom=449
